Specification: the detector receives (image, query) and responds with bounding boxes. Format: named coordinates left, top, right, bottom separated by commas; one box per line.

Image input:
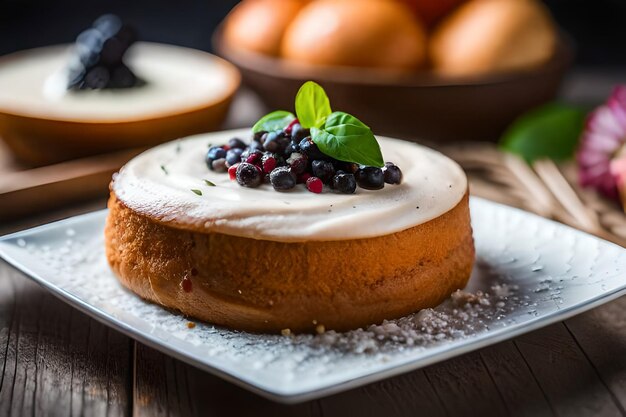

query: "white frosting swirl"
left=112, top=129, right=467, bottom=242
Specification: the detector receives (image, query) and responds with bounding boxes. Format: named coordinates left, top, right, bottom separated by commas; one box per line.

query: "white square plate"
left=1, top=197, right=625, bottom=403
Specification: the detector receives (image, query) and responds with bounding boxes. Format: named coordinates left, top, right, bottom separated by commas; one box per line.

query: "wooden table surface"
left=2, top=74, right=626, bottom=417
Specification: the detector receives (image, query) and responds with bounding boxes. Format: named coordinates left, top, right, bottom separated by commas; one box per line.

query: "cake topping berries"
left=66, top=14, right=143, bottom=90
left=203, top=81, right=402, bottom=194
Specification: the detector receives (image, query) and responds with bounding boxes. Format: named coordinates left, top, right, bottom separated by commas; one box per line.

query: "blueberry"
left=299, top=137, right=327, bottom=160
left=332, top=173, right=357, bottom=194
left=286, top=152, right=308, bottom=175
left=291, top=124, right=310, bottom=143
left=226, top=148, right=244, bottom=167
left=206, top=146, right=227, bottom=170
left=311, top=160, right=335, bottom=183
left=383, top=162, right=402, bottom=184
left=236, top=163, right=262, bottom=188
left=284, top=142, right=300, bottom=156
left=248, top=141, right=264, bottom=152
left=269, top=166, right=296, bottom=191
left=83, top=66, right=110, bottom=89
left=356, top=166, right=384, bottom=190
left=263, top=131, right=290, bottom=154
left=228, top=137, right=247, bottom=150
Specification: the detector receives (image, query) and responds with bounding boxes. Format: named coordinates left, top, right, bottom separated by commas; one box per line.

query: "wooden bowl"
left=0, top=43, right=241, bottom=166
left=214, top=30, right=572, bottom=143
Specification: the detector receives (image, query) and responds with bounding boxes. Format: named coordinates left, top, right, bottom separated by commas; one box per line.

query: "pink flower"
left=577, top=85, right=626, bottom=200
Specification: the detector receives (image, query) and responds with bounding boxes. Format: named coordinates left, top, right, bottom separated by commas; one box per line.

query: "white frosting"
left=112, top=129, right=467, bottom=242
left=0, top=42, right=238, bottom=121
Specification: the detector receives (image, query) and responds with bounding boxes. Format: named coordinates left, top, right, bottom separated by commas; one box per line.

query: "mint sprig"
left=312, top=112, right=383, bottom=167
left=295, top=81, right=332, bottom=129
left=252, top=110, right=295, bottom=134
left=251, top=81, right=384, bottom=167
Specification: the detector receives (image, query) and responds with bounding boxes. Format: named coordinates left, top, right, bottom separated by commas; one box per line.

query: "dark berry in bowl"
left=299, top=137, right=327, bottom=160
left=311, top=160, right=335, bottom=183
left=228, top=137, right=247, bottom=150
left=286, top=152, right=308, bottom=175
left=83, top=66, right=110, bottom=89
left=355, top=166, right=385, bottom=190
left=236, top=163, right=262, bottom=188
left=332, top=172, right=357, bottom=194
left=383, top=162, right=403, bottom=184
left=108, top=65, right=138, bottom=88
left=263, top=131, right=290, bottom=153
left=225, top=148, right=244, bottom=167
left=306, top=177, right=323, bottom=194
left=269, top=167, right=296, bottom=191
left=100, top=37, right=127, bottom=66
left=206, top=146, right=227, bottom=170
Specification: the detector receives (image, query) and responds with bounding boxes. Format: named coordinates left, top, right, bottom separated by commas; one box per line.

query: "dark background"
left=0, top=0, right=625, bottom=68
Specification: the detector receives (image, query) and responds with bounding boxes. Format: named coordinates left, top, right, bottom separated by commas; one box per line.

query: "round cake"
left=105, top=129, right=474, bottom=333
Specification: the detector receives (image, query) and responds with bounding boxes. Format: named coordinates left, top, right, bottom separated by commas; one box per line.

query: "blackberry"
left=269, top=167, right=296, bottom=191
left=332, top=173, right=357, bottom=194
left=206, top=146, right=227, bottom=170
left=236, top=163, right=262, bottom=188
left=356, top=166, right=384, bottom=190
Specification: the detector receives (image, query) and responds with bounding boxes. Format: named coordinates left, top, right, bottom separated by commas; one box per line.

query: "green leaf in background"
left=295, top=81, right=332, bottom=129
left=312, top=112, right=384, bottom=167
left=499, top=103, right=587, bottom=163
left=252, top=110, right=295, bottom=133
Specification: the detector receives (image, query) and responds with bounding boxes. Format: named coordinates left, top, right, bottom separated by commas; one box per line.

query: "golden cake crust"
left=105, top=189, right=474, bottom=333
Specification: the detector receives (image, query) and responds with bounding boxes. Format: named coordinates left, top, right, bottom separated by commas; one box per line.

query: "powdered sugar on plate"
left=1, top=198, right=625, bottom=402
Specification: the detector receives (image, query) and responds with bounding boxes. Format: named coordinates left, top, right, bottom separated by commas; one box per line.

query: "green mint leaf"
left=295, top=81, right=332, bottom=129
left=500, top=103, right=586, bottom=163
left=204, top=180, right=216, bottom=187
left=191, top=189, right=203, bottom=196
left=312, top=111, right=384, bottom=167
left=252, top=110, right=295, bottom=133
